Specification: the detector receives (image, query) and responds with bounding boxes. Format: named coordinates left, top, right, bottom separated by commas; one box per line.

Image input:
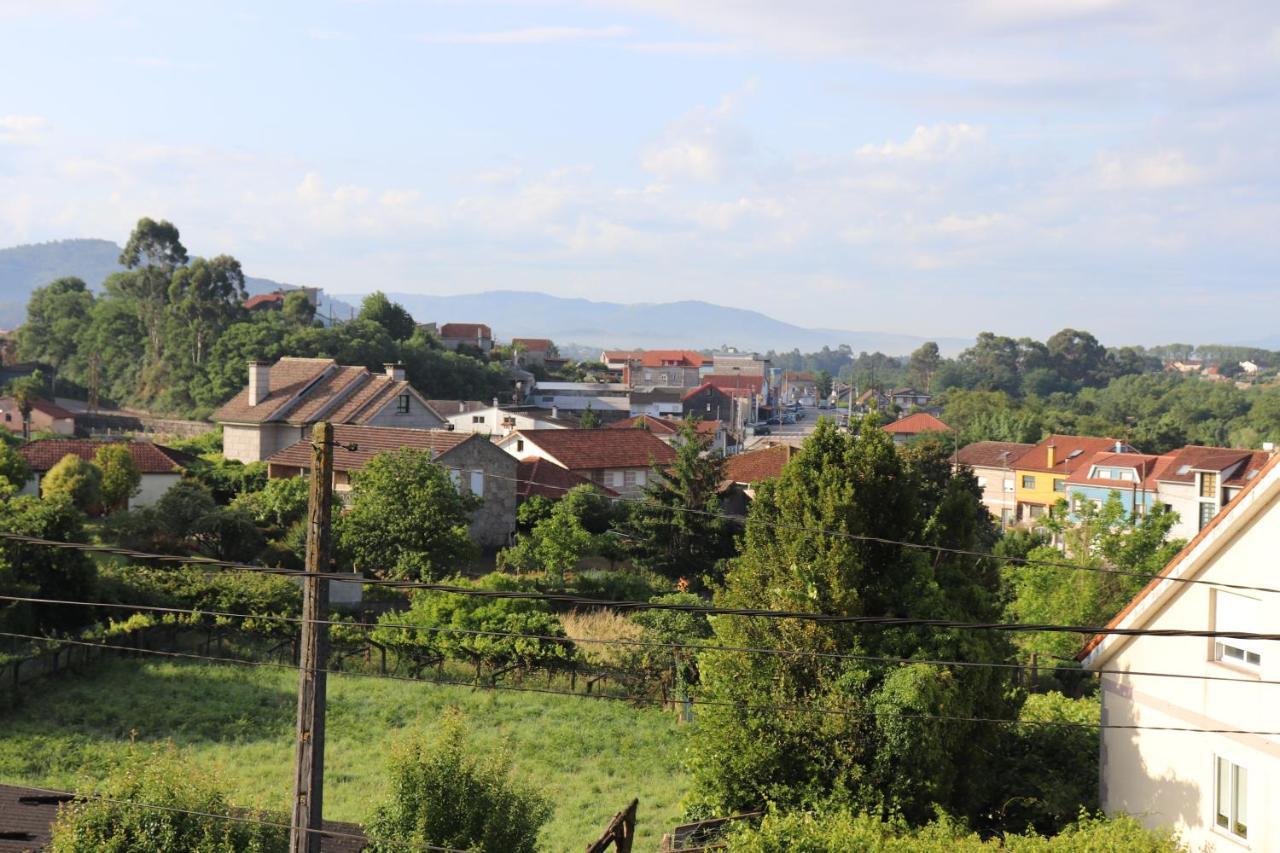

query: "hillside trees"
left=16, top=276, right=94, bottom=393
left=686, top=418, right=1015, bottom=825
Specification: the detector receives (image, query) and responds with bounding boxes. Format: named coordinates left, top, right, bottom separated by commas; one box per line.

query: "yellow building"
left=1012, top=434, right=1130, bottom=522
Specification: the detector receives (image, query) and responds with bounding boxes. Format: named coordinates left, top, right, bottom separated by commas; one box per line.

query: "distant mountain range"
left=342, top=290, right=969, bottom=356
left=0, top=239, right=353, bottom=327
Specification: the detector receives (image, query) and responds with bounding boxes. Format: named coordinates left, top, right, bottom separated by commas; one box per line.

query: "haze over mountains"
left=0, top=238, right=971, bottom=354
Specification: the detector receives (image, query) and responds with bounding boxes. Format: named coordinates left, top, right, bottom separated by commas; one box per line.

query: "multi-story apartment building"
left=954, top=441, right=1034, bottom=526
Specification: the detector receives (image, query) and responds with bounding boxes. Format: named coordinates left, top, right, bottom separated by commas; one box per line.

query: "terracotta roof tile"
left=507, top=428, right=676, bottom=471
left=426, top=400, right=489, bottom=416
left=608, top=414, right=680, bottom=434
left=703, top=374, right=767, bottom=394
left=954, top=441, right=1034, bottom=468
left=243, top=292, right=284, bottom=310
left=266, top=425, right=471, bottom=472
left=881, top=412, right=951, bottom=434
left=516, top=457, right=617, bottom=499
left=285, top=366, right=369, bottom=423
left=511, top=338, right=553, bottom=352
left=1154, top=445, right=1266, bottom=485
left=0, top=397, right=75, bottom=420
left=18, top=439, right=193, bottom=474
left=1012, top=435, right=1129, bottom=475
left=724, top=444, right=794, bottom=484
left=212, top=357, right=335, bottom=424
left=635, top=350, right=705, bottom=368
left=439, top=323, right=492, bottom=340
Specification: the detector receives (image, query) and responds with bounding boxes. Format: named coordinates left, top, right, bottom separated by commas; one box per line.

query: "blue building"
left=1065, top=451, right=1164, bottom=519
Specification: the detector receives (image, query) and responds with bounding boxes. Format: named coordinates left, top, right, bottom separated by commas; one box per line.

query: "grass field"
left=0, top=659, right=690, bottom=850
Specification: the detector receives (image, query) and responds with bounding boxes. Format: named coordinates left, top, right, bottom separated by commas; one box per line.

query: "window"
left=1199, top=501, right=1216, bottom=531
left=1215, top=756, right=1249, bottom=839
left=612, top=471, right=626, bottom=488
left=396, top=393, right=410, bottom=414
left=1214, top=591, right=1262, bottom=667
left=1022, top=475, right=1036, bottom=489
left=1027, top=504, right=1045, bottom=519
left=1053, top=479, right=1066, bottom=493
left=516, top=439, right=524, bottom=453
left=448, top=469, right=462, bottom=489
left=1201, top=471, right=1219, bottom=499
left=2, top=413, right=8, bottom=422
left=623, top=470, right=637, bottom=489
left=1003, top=478, right=1014, bottom=493
left=471, top=415, right=485, bottom=424
left=976, top=476, right=987, bottom=488
left=469, top=470, right=484, bottom=496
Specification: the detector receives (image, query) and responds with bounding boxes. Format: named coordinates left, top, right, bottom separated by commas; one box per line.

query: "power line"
left=4, top=630, right=1280, bottom=737
left=4, top=533, right=1280, bottom=639
left=6, top=592, right=1280, bottom=687
left=2, top=781, right=466, bottom=851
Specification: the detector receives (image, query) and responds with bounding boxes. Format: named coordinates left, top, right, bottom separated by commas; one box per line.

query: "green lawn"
left=0, top=659, right=689, bottom=850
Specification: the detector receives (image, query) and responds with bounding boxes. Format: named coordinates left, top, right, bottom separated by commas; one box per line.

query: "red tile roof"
left=266, top=424, right=471, bottom=472
left=507, top=428, right=676, bottom=471
left=1079, top=451, right=1280, bottom=661
left=212, top=357, right=335, bottom=423
left=682, top=381, right=754, bottom=401
left=1012, top=435, right=1129, bottom=475
left=1154, top=445, right=1270, bottom=486
left=426, top=400, right=489, bottom=416
left=881, top=412, right=951, bottom=435
left=516, top=457, right=617, bottom=500
left=1065, top=451, right=1164, bottom=488
left=954, top=441, right=1034, bottom=469
left=609, top=415, right=721, bottom=436
left=724, top=444, right=794, bottom=484
left=244, top=292, right=284, bottom=310
left=781, top=371, right=815, bottom=382
left=511, top=338, right=553, bottom=352
left=635, top=350, right=705, bottom=368
left=213, top=358, right=428, bottom=426
left=703, top=374, right=767, bottom=395
left=439, top=323, right=492, bottom=340
left=19, top=440, right=192, bottom=474
left=0, top=397, right=74, bottom=420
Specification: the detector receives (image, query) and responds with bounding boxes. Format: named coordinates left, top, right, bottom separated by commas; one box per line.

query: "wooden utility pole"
left=290, top=421, right=334, bottom=853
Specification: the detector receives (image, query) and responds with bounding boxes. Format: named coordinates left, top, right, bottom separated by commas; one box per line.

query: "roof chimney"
left=551, top=406, right=558, bottom=419
left=493, top=397, right=499, bottom=409
left=384, top=362, right=405, bottom=381
left=248, top=361, right=270, bottom=406
left=1114, top=440, right=1123, bottom=454
left=458, top=401, right=466, bottom=414
left=1046, top=442, right=1056, bottom=469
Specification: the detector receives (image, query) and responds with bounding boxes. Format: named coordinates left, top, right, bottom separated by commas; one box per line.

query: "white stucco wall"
left=133, top=473, right=182, bottom=508
left=1094, top=478, right=1280, bottom=851
left=1158, top=480, right=1203, bottom=542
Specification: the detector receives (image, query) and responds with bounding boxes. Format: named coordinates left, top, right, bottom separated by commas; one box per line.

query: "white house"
left=528, top=381, right=630, bottom=413
left=495, top=428, right=675, bottom=497
left=1153, top=446, right=1272, bottom=541
left=429, top=399, right=576, bottom=438
left=1080, top=453, right=1280, bottom=851
left=18, top=439, right=191, bottom=508
left=214, top=358, right=443, bottom=463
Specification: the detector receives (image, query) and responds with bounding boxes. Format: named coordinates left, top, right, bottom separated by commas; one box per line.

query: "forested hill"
left=0, top=239, right=352, bottom=327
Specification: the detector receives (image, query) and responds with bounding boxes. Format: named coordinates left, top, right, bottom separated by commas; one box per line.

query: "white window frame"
left=1214, top=754, right=1250, bottom=841
left=1214, top=590, right=1262, bottom=668
left=469, top=470, right=484, bottom=497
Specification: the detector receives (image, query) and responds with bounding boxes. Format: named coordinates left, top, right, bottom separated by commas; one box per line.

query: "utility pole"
left=290, top=421, right=334, bottom=853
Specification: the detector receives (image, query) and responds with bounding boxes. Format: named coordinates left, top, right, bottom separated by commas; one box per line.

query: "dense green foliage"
left=0, top=441, right=31, bottom=496
left=49, top=745, right=288, bottom=852
left=687, top=419, right=1014, bottom=826
left=0, top=495, right=96, bottom=632
left=15, top=220, right=510, bottom=416
left=337, top=448, right=480, bottom=579
left=500, top=484, right=597, bottom=585
left=93, top=443, right=141, bottom=511
left=366, top=710, right=552, bottom=853
left=40, top=454, right=103, bottom=513
left=723, top=809, right=1182, bottom=852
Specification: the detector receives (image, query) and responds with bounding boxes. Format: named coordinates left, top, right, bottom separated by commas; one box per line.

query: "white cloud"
left=857, top=124, right=987, bottom=161
left=641, top=83, right=757, bottom=182
left=0, top=115, right=47, bottom=145
left=421, top=26, right=629, bottom=45
left=1098, top=149, right=1201, bottom=190
left=935, top=212, right=1005, bottom=234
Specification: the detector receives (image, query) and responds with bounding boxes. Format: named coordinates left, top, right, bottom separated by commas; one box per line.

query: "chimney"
left=1046, top=442, right=1056, bottom=469
left=551, top=406, right=558, bottom=419
left=1114, top=440, right=1123, bottom=454
left=248, top=361, right=270, bottom=406
left=384, top=362, right=405, bottom=381
left=458, top=401, right=466, bottom=414
left=493, top=397, right=499, bottom=409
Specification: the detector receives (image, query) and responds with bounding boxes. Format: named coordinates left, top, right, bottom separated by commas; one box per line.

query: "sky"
left=1, top=0, right=1278, bottom=345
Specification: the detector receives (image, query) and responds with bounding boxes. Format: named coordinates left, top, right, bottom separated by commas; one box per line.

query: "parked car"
left=767, top=416, right=782, bottom=425
left=782, top=413, right=796, bottom=425
left=795, top=411, right=806, bottom=421
left=751, top=425, right=772, bottom=436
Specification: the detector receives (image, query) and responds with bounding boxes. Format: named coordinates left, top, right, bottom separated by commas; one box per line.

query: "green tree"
left=366, top=710, right=552, bottom=853
left=6, top=373, right=44, bottom=440
left=815, top=369, right=833, bottom=400
left=281, top=289, right=316, bottom=326
left=359, top=290, right=416, bottom=340
left=17, top=276, right=94, bottom=393
left=336, top=449, right=479, bottom=580
left=499, top=484, right=597, bottom=586
left=1047, top=328, right=1108, bottom=388
left=94, top=443, right=141, bottom=512
left=0, top=441, right=30, bottom=496
left=230, top=476, right=310, bottom=530
left=40, top=453, right=103, bottom=513
left=579, top=402, right=601, bottom=429
left=0, top=495, right=96, bottom=632
left=908, top=341, right=941, bottom=392
left=114, top=217, right=189, bottom=388
left=49, top=745, right=287, bottom=852
left=686, top=418, right=1015, bottom=825
left=167, top=255, right=247, bottom=366
left=623, top=420, right=731, bottom=584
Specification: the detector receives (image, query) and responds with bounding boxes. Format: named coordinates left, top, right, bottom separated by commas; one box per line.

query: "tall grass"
left=559, top=608, right=646, bottom=669
left=0, top=659, right=689, bottom=851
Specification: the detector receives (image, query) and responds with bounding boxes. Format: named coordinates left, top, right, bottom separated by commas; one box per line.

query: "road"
left=741, top=404, right=845, bottom=450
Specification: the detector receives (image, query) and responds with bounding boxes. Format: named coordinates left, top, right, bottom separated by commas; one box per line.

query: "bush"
left=41, top=453, right=103, bottom=513
left=723, top=808, right=1183, bottom=852
left=49, top=744, right=287, bottom=852
left=94, top=443, right=141, bottom=512
left=230, top=477, right=310, bottom=531
left=570, top=568, right=670, bottom=602
left=366, top=710, right=552, bottom=853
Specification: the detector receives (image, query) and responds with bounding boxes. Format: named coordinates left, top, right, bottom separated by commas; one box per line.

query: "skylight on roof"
left=1247, top=470, right=1259, bottom=480
left=1066, top=449, right=1083, bottom=459
left=1177, top=464, right=1192, bottom=474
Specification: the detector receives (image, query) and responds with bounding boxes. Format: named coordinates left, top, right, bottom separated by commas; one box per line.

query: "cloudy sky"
left=2, top=1, right=1278, bottom=344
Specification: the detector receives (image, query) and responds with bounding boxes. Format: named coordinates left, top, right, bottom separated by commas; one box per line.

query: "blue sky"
left=2, top=1, right=1278, bottom=345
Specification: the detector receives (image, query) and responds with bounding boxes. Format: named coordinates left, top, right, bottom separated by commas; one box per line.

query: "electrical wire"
left=5, top=592, right=1280, bottom=687
left=1, top=781, right=466, bottom=851
left=3, top=630, right=1280, bottom=737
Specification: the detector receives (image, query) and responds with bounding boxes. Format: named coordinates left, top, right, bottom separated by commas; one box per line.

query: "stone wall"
left=439, top=436, right=518, bottom=551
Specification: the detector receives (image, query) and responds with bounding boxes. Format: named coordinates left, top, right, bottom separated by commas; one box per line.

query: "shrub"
left=230, top=476, right=310, bottom=531
left=49, top=744, right=287, bottom=852
left=570, top=568, right=670, bottom=602
left=41, top=453, right=103, bottom=513
left=94, top=443, right=141, bottom=512
left=366, top=710, right=552, bottom=853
